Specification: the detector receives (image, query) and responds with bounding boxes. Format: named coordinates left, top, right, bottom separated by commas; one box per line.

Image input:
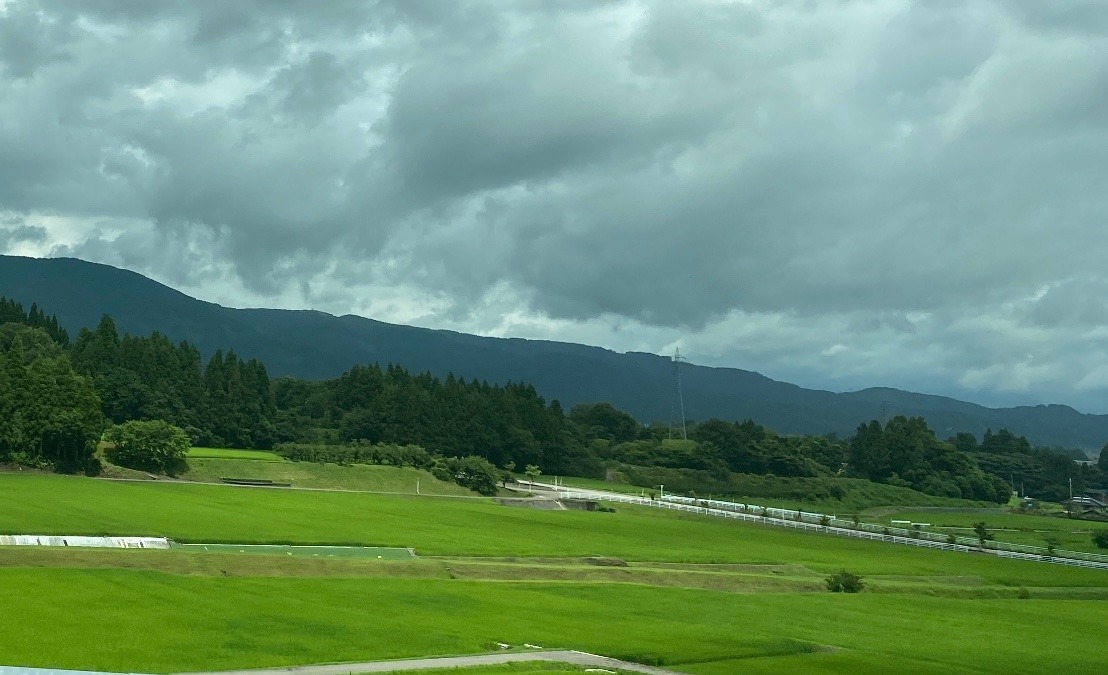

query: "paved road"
left=181, top=650, right=684, bottom=675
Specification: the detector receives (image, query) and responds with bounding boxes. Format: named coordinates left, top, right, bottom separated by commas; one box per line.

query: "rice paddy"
left=1, top=471, right=1106, bottom=674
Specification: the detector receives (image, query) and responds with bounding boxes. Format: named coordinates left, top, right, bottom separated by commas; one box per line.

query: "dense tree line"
left=273, top=364, right=601, bottom=478
left=849, top=416, right=1010, bottom=502
left=0, top=297, right=69, bottom=346
left=0, top=323, right=101, bottom=473
left=69, top=316, right=275, bottom=448
left=276, top=441, right=433, bottom=468
left=2, top=295, right=1103, bottom=505
left=952, top=428, right=1104, bottom=502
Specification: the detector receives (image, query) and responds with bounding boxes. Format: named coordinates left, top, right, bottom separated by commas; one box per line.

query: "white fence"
left=0, top=534, right=170, bottom=549
left=555, top=490, right=1108, bottom=571
left=659, top=494, right=1108, bottom=565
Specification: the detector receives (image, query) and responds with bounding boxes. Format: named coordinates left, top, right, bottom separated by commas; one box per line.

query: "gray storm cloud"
left=2, top=0, right=1108, bottom=411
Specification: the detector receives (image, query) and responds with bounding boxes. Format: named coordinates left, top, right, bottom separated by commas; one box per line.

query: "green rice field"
left=1, top=569, right=1105, bottom=673
left=1, top=473, right=1106, bottom=583
left=1, top=472, right=1106, bottom=673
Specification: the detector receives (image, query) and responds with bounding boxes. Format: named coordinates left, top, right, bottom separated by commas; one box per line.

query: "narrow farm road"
left=181, top=650, right=685, bottom=675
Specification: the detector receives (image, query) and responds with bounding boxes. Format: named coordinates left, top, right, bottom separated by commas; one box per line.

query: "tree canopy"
left=2, top=295, right=1103, bottom=505
left=104, top=420, right=191, bottom=476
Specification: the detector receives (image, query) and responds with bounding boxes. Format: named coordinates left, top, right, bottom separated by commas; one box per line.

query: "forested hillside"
left=2, top=294, right=1103, bottom=504
left=5, top=255, right=1108, bottom=450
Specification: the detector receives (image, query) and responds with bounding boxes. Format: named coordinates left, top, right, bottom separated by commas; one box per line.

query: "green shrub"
left=1092, top=530, right=1108, bottom=549
left=104, top=420, right=190, bottom=476
left=973, top=521, right=994, bottom=548
left=826, top=570, right=865, bottom=593
left=1044, top=536, right=1059, bottom=555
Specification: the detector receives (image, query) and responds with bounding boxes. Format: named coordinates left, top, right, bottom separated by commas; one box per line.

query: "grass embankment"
left=177, top=447, right=474, bottom=496
left=559, top=472, right=995, bottom=513
left=3, top=473, right=1108, bottom=673
left=548, top=476, right=649, bottom=495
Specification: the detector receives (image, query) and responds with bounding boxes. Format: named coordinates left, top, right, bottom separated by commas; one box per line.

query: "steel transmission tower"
left=673, top=348, right=687, bottom=440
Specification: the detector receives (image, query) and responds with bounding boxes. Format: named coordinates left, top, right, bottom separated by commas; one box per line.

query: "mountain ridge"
left=0, top=254, right=1104, bottom=450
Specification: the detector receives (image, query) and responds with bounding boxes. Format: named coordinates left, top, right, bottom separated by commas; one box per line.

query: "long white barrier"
left=555, top=490, right=1108, bottom=571
left=657, top=494, right=1108, bottom=565
left=0, top=534, right=170, bottom=549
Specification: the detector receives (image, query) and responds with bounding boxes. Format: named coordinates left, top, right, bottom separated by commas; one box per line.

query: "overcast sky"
left=2, top=0, right=1108, bottom=412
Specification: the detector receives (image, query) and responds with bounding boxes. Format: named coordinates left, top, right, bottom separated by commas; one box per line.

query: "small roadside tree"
left=1043, top=535, right=1059, bottom=556
left=524, top=464, right=541, bottom=484
left=104, top=420, right=190, bottom=476
left=973, top=521, right=994, bottom=549
left=1092, top=531, right=1108, bottom=549
left=447, top=456, right=499, bottom=496
left=500, top=460, right=516, bottom=487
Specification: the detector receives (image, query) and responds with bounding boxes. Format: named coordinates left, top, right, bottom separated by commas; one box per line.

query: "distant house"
left=1085, top=488, right=1108, bottom=503
left=1065, top=496, right=1107, bottom=513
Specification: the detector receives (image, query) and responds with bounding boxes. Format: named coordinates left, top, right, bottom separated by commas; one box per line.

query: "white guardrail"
left=0, top=534, right=170, bottom=549
left=553, top=490, right=1108, bottom=571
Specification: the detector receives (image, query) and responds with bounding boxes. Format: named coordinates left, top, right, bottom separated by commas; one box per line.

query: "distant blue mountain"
left=1, top=254, right=1104, bottom=450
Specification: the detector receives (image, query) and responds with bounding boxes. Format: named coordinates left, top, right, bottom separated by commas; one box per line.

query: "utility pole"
left=673, top=348, right=687, bottom=441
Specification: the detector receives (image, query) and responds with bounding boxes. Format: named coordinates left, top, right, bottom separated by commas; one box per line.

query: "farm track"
left=181, top=649, right=684, bottom=675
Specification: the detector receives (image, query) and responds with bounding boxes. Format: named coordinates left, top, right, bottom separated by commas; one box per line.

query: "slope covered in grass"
left=180, top=457, right=474, bottom=495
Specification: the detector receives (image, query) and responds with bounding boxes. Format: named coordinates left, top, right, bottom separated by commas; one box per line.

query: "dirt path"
left=180, top=650, right=684, bottom=675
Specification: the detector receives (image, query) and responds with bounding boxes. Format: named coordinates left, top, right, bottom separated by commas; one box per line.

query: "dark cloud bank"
left=2, top=0, right=1108, bottom=412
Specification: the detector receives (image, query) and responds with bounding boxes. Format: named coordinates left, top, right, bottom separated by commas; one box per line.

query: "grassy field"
left=186, top=447, right=286, bottom=461
left=3, top=472, right=1108, bottom=673
left=877, top=508, right=1108, bottom=554
left=1, top=474, right=1106, bottom=583
left=550, top=476, right=653, bottom=496
left=1, top=568, right=1105, bottom=673
left=181, top=457, right=475, bottom=495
